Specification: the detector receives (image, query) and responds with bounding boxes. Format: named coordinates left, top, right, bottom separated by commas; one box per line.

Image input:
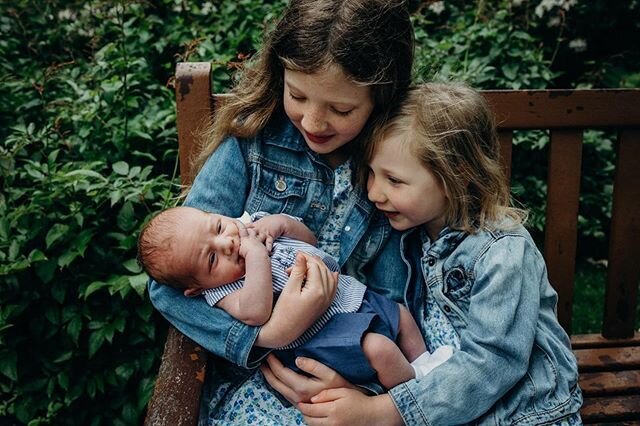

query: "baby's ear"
left=184, top=288, right=203, bottom=297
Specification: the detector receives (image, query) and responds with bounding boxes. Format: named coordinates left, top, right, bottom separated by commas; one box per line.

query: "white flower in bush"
left=428, top=1, right=445, bottom=15
left=569, top=38, right=587, bottom=52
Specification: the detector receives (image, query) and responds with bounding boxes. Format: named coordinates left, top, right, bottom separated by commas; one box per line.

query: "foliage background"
left=1, top=0, right=638, bottom=424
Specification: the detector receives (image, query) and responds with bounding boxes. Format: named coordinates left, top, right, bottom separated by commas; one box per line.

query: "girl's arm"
left=215, top=229, right=273, bottom=326
left=148, top=137, right=259, bottom=366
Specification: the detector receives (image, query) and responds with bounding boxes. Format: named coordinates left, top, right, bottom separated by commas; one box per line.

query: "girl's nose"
left=367, top=176, right=384, bottom=203
left=301, top=106, right=327, bottom=134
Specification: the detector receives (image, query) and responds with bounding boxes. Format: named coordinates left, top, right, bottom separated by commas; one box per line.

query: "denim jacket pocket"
left=443, top=266, right=472, bottom=298
left=248, top=166, right=308, bottom=213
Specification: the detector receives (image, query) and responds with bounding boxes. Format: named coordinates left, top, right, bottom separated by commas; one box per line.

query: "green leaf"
left=123, top=258, right=142, bottom=273
left=46, top=224, right=70, bottom=249
left=113, top=161, right=129, bottom=176
left=88, top=331, right=105, bottom=358
left=117, top=202, right=136, bottom=232
left=35, top=259, right=57, bottom=284
left=0, top=350, right=18, bottom=381
left=83, top=281, right=109, bottom=299
left=67, top=316, right=82, bottom=344
left=58, top=250, right=79, bottom=268
left=28, top=249, right=47, bottom=262
left=110, top=190, right=123, bottom=206
left=129, top=273, right=148, bottom=297
left=53, top=351, right=73, bottom=363
left=64, top=169, right=107, bottom=181
left=502, top=63, right=519, bottom=80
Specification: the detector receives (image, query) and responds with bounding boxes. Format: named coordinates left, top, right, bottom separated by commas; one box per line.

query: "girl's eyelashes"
left=387, top=175, right=402, bottom=185
left=288, top=90, right=352, bottom=116
left=288, top=91, right=305, bottom=101
left=331, top=107, right=353, bottom=116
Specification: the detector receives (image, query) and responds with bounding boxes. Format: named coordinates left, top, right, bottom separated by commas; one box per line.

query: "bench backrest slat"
left=497, top=130, right=513, bottom=182
left=544, top=129, right=584, bottom=334
left=483, top=90, right=640, bottom=128
left=175, top=62, right=213, bottom=186
left=604, top=128, right=640, bottom=338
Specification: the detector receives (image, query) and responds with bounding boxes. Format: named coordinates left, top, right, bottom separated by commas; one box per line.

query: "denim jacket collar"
left=403, top=226, right=467, bottom=260
left=262, top=113, right=308, bottom=153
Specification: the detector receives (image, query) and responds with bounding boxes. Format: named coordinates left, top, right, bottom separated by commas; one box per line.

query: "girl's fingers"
left=283, top=254, right=307, bottom=293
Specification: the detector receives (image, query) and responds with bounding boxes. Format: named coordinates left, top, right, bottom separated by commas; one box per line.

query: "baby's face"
left=172, top=208, right=246, bottom=291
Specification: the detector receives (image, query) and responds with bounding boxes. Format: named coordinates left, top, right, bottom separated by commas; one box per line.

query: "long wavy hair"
left=368, top=83, right=527, bottom=233
left=194, top=0, right=414, bottom=173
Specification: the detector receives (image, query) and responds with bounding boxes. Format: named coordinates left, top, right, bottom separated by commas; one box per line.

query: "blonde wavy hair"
left=192, top=0, right=414, bottom=175
left=368, top=83, right=526, bottom=233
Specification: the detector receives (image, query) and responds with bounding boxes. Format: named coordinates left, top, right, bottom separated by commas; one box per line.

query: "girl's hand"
left=260, top=354, right=356, bottom=404
left=255, top=252, right=338, bottom=348
left=299, top=389, right=403, bottom=426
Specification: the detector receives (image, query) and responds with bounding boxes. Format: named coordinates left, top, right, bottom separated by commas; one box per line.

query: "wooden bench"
left=144, top=62, right=640, bottom=425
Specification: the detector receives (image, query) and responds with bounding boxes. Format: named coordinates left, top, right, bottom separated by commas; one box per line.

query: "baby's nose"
left=219, top=236, right=236, bottom=255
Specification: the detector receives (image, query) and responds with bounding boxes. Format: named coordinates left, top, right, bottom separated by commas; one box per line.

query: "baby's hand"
left=247, top=215, right=288, bottom=252
left=239, top=228, right=269, bottom=261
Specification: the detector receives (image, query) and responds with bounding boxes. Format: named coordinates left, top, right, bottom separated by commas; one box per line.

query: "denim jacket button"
left=344, top=225, right=351, bottom=232
left=275, top=177, right=287, bottom=192
left=443, top=305, right=451, bottom=313
left=428, top=257, right=436, bottom=267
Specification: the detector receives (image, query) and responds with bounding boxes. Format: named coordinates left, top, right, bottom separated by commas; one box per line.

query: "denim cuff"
left=225, top=320, right=261, bottom=368
left=389, top=382, right=431, bottom=426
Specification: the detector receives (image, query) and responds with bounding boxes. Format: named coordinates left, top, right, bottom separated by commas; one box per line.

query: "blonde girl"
left=149, top=0, right=415, bottom=423
left=297, top=83, right=583, bottom=425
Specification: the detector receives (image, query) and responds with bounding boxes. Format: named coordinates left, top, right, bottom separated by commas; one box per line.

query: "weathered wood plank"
left=581, top=394, right=640, bottom=422
left=175, top=62, right=213, bottom=185
left=579, top=370, right=640, bottom=396
left=572, top=333, right=640, bottom=350
left=603, top=128, right=640, bottom=339
left=497, top=129, right=513, bottom=183
left=575, top=346, right=640, bottom=372
left=544, top=129, right=583, bottom=334
left=144, top=326, right=207, bottom=426
left=483, top=89, right=640, bottom=129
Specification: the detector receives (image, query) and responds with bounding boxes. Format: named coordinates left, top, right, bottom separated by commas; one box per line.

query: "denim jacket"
left=148, top=115, right=407, bottom=369
left=389, top=224, right=582, bottom=425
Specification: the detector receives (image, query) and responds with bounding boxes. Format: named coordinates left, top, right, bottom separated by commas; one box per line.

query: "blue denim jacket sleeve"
left=147, top=136, right=265, bottom=367
left=390, top=235, right=543, bottom=425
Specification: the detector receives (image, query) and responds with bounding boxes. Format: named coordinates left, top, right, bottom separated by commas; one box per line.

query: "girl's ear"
left=184, top=288, right=203, bottom=297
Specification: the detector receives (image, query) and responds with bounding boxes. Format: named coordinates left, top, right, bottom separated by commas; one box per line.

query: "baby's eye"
left=217, top=221, right=222, bottom=233
left=209, top=252, right=216, bottom=266
left=388, top=176, right=402, bottom=184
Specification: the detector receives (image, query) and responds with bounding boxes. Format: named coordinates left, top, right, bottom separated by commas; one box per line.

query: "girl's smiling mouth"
left=305, top=131, right=333, bottom=144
